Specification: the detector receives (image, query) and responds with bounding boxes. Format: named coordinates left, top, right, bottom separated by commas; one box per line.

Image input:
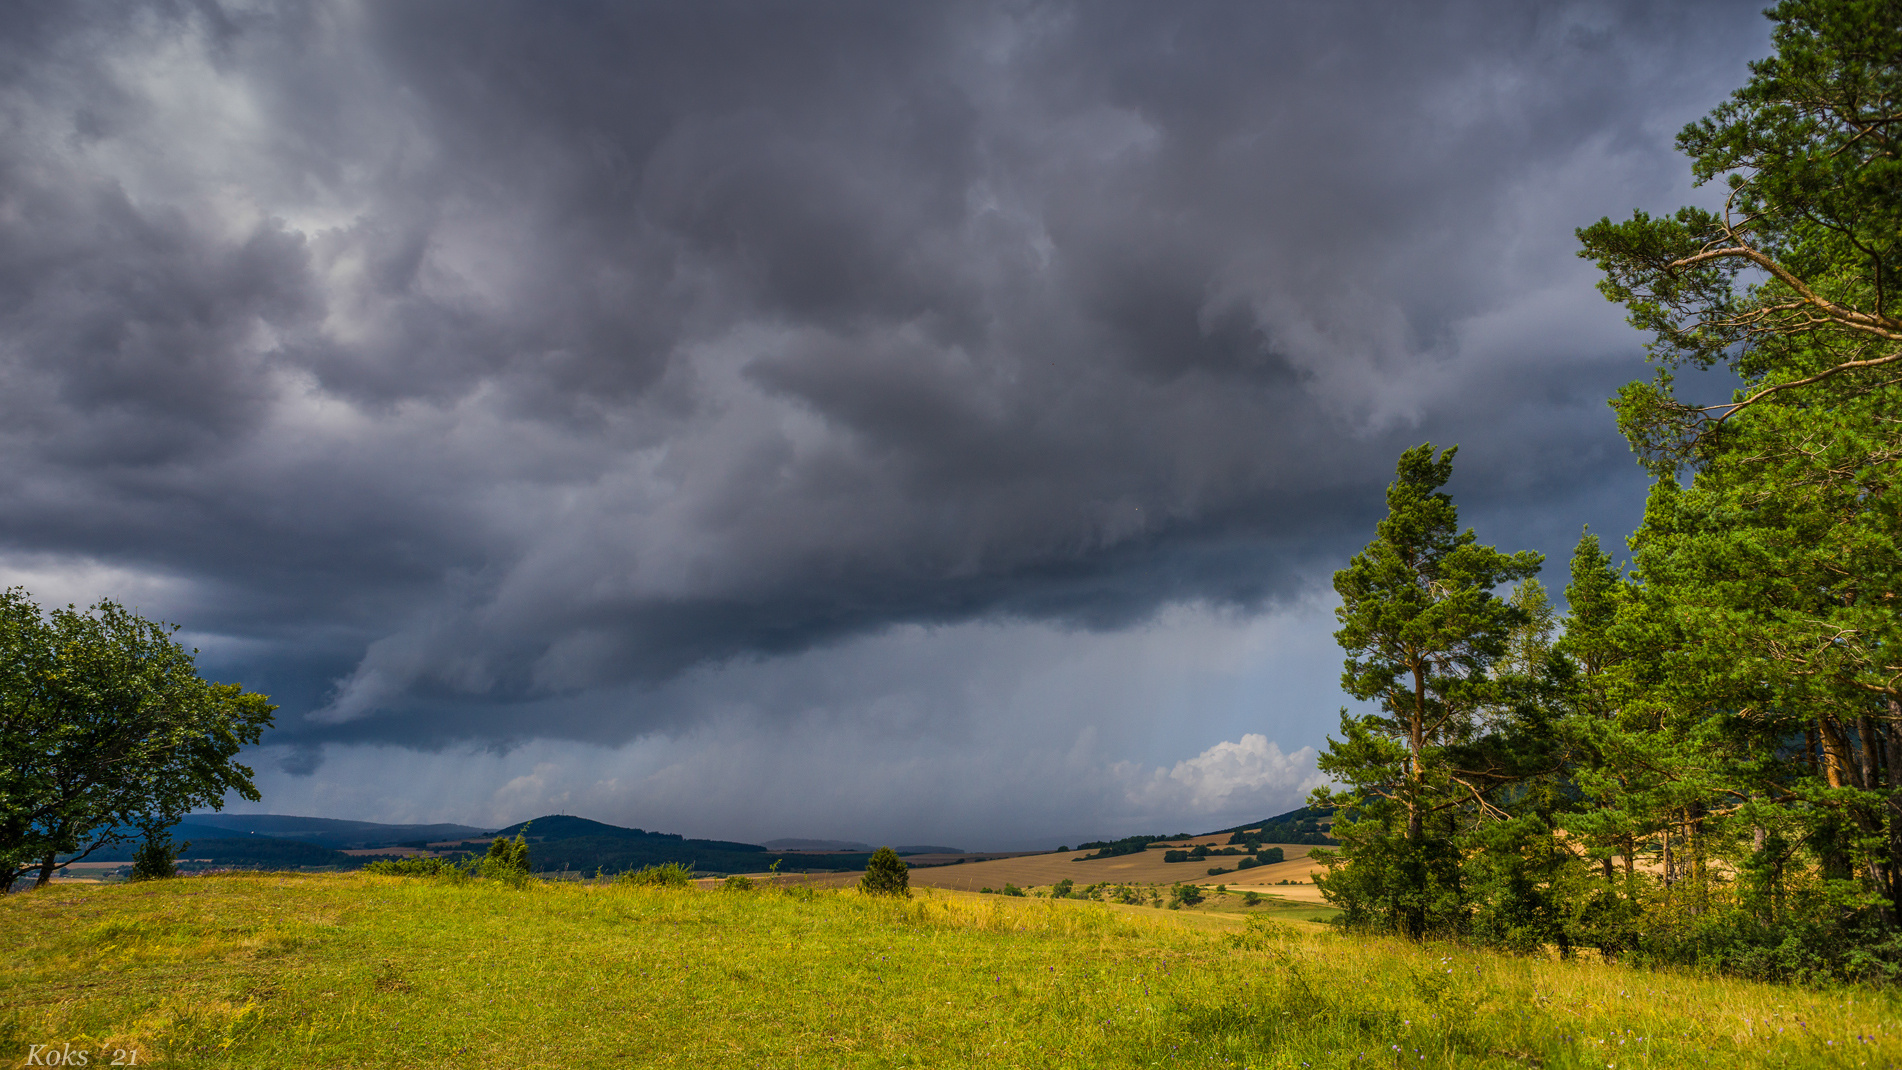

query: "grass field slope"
left=4, top=871, right=1898, bottom=1068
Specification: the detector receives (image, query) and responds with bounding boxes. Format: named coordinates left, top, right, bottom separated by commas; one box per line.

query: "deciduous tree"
left=0, top=589, right=274, bottom=891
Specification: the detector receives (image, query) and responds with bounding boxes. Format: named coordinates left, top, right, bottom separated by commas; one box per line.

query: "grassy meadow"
left=4, top=872, right=1899, bottom=1069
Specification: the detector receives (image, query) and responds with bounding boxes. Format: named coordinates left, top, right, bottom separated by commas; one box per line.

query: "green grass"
left=4, top=872, right=1899, bottom=1068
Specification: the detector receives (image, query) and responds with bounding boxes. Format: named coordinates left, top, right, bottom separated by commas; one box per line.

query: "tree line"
left=1312, top=0, right=1902, bottom=982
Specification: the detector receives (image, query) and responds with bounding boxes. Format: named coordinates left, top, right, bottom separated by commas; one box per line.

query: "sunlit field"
left=3, top=872, right=1897, bottom=1068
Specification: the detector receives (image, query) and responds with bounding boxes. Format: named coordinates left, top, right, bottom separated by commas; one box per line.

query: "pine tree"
left=859, top=846, right=910, bottom=897
left=1313, top=444, right=1542, bottom=937
left=129, top=828, right=184, bottom=881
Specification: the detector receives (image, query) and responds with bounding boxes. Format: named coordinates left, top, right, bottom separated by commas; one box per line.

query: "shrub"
left=1188, top=845, right=1210, bottom=860
left=858, top=846, right=910, bottom=897
left=616, top=862, right=695, bottom=887
left=1163, top=850, right=1189, bottom=863
left=129, top=829, right=183, bottom=881
left=1206, top=866, right=1229, bottom=876
left=1051, top=878, right=1075, bottom=898
left=1169, top=883, right=1205, bottom=908
left=1000, top=883, right=1026, bottom=897
left=1242, top=891, right=1263, bottom=906
left=363, top=856, right=457, bottom=877
left=481, top=825, right=532, bottom=885
left=1227, top=913, right=1296, bottom=949
left=722, top=874, right=755, bottom=892
left=1259, top=846, right=1285, bottom=864
left=979, top=886, right=995, bottom=893
left=1237, top=856, right=1260, bottom=870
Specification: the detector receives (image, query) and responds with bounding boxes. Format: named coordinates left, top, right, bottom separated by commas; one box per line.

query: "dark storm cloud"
left=0, top=1, right=1767, bottom=752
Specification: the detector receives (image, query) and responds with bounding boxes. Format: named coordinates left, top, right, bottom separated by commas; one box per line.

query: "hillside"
left=483, top=815, right=871, bottom=875
left=182, top=814, right=493, bottom=848
left=860, top=840, right=1329, bottom=902
left=1205, top=806, right=1337, bottom=845
left=72, top=835, right=357, bottom=869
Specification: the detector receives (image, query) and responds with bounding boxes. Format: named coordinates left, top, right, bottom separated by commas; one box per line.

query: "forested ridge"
left=1312, top=0, right=1902, bottom=983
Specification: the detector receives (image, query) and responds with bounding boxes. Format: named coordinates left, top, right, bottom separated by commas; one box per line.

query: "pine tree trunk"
left=1819, top=716, right=1854, bottom=788
left=1689, top=806, right=1708, bottom=912
left=1407, top=664, right=1425, bottom=844
left=1661, top=827, right=1673, bottom=891
left=1886, top=703, right=1902, bottom=920
left=1859, top=715, right=1892, bottom=916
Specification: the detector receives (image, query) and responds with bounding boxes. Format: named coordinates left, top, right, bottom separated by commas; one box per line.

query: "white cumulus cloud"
left=1120, top=734, right=1330, bottom=821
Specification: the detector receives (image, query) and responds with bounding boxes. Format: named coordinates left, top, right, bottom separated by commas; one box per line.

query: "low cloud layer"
left=0, top=1, right=1771, bottom=839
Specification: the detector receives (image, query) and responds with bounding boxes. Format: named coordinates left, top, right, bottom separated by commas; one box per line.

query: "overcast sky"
left=0, top=1, right=1770, bottom=848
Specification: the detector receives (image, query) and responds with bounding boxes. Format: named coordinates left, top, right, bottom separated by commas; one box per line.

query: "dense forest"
left=1310, top=0, right=1902, bottom=983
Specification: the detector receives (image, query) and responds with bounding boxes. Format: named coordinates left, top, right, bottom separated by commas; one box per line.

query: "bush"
left=129, top=830, right=183, bottom=881
left=616, top=862, right=695, bottom=887
left=362, top=856, right=460, bottom=877
left=481, top=825, right=532, bottom=885
left=1242, top=891, right=1263, bottom=906
left=1227, top=913, right=1296, bottom=949
left=1169, top=883, right=1204, bottom=908
left=722, top=874, right=755, bottom=892
left=1237, top=856, right=1260, bottom=870
left=858, top=846, right=910, bottom=897
left=1188, top=845, right=1210, bottom=860
left=1206, top=866, right=1229, bottom=876
left=1051, top=878, right=1074, bottom=898
left=1000, top=883, right=1026, bottom=897
left=1163, top=850, right=1189, bottom=863
left=1259, top=846, right=1285, bottom=864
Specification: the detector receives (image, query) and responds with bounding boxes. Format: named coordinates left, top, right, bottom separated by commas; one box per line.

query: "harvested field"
left=720, top=841, right=1331, bottom=902
left=908, top=844, right=1326, bottom=899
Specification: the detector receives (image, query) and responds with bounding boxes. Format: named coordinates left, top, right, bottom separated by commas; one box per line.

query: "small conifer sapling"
left=859, top=846, right=910, bottom=897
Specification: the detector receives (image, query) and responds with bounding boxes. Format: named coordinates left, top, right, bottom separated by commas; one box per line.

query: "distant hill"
left=74, top=834, right=361, bottom=867
left=764, top=838, right=873, bottom=852
left=892, top=845, right=963, bottom=855
left=180, top=838, right=358, bottom=868
left=487, top=815, right=869, bottom=875
left=61, top=814, right=482, bottom=862
left=182, top=814, right=494, bottom=848
left=1207, top=806, right=1337, bottom=845
left=63, top=813, right=958, bottom=875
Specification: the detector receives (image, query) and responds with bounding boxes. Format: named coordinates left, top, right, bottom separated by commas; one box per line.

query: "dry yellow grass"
left=904, top=844, right=1326, bottom=898
left=719, top=841, right=1332, bottom=901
